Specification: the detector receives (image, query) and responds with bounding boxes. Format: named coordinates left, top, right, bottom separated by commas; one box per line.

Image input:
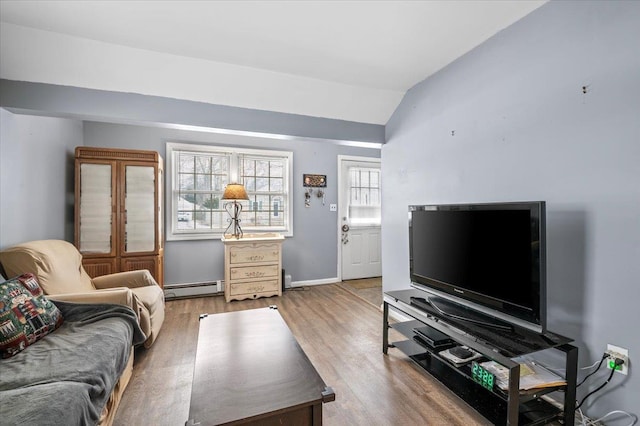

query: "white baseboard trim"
left=165, top=276, right=340, bottom=297
left=291, top=277, right=339, bottom=287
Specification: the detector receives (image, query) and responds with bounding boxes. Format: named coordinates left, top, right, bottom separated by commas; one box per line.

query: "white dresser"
left=222, top=233, right=284, bottom=302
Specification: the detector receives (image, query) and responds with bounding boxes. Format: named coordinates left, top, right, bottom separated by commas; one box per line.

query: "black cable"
left=577, top=353, right=608, bottom=387
left=575, top=358, right=623, bottom=410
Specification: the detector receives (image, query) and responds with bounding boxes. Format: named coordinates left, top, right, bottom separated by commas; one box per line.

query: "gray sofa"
left=0, top=300, right=145, bottom=425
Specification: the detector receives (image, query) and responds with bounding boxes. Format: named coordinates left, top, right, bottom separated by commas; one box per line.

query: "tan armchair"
left=0, top=239, right=164, bottom=348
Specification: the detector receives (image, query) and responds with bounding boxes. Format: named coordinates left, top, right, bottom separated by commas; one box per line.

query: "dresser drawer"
left=229, top=244, right=280, bottom=264
left=230, top=264, right=279, bottom=281
left=228, top=279, right=280, bottom=296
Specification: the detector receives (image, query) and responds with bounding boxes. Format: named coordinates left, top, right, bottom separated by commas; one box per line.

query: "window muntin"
left=167, top=143, right=292, bottom=240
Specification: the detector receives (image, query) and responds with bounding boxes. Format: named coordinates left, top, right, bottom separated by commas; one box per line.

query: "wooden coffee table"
left=186, top=306, right=335, bottom=425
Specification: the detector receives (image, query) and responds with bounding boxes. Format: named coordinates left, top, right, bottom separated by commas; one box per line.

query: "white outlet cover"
left=607, top=344, right=629, bottom=375
left=329, top=204, right=337, bottom=211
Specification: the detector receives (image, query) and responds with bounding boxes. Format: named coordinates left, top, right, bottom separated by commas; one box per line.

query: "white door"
left=338, top=156, right=382, bottom=280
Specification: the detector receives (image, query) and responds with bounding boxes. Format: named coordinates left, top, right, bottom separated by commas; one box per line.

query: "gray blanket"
left=0, top=301, right=146, bottom=426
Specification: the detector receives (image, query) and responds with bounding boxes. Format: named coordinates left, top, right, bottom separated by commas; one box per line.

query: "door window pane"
left=348, top=167, right=381, bottom=225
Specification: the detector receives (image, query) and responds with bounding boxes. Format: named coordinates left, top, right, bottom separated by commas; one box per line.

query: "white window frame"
left=166, top=142, right=293, bottom=241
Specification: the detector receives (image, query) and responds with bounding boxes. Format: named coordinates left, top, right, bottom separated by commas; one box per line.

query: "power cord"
left=536, top=354, right=609, bottom=376
left=588, top=410, right=638, bottom=426
left=578, top=408, right=637, bottom=426
left=577, top=352, right=608, bottom=387
left=575, top=357, right=624, bottom=410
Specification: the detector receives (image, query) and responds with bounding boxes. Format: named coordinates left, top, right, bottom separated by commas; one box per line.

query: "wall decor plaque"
left=303, top=174, right=327, bottom=187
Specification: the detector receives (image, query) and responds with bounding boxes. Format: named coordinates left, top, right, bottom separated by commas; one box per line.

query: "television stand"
left=384, top=289, right=578, bottom=426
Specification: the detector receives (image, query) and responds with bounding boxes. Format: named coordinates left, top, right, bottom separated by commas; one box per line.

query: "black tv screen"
left=409, top=201, right=546, bottom=332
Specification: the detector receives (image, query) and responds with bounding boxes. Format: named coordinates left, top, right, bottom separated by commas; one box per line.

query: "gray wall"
left=0, top=82, right=381, bottom=285
left=0, top=108, right=80, bottom=250
left=0, top=109, right=379, bottom=283
left=383, top=1, right=639, bottom=421
left=82, top=121, right=379, bottom=285
left=0, top=79, right=385, bottom=144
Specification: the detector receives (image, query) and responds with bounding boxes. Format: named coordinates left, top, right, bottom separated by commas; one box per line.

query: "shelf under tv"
left=383, top=289, right=578, bottom=426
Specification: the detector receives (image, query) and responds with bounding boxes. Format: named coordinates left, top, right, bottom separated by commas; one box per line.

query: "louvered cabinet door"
left=75, top=160, right=117, bottom=258
left=121, top=163, right=157, bottom=255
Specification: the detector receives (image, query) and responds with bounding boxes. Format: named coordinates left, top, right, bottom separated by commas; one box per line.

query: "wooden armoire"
left=74, top=147, right=164, bottom=287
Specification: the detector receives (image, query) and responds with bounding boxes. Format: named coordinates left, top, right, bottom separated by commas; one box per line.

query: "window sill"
left=166, top=230, right=292, bottom=241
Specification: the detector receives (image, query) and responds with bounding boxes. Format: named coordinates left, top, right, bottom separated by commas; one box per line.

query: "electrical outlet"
left=606, top=344, right=629, bottom=375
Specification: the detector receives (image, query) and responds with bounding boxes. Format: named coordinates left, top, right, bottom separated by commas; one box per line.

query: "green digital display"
left=471, top=361, right=495, bottom=391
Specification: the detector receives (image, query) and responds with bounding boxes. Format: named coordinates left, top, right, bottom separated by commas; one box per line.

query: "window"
left=167, top=143, right=293, bottom=240
left=240, top=156, right=286, bottom=228
left=348, top=167, right=381, bottom=226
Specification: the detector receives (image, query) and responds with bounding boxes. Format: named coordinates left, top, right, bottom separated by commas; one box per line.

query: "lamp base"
left=224, top=201, right=244, bottom=239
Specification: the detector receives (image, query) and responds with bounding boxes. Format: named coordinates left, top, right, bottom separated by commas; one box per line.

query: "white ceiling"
left=0, top=0, right=546, bottom=124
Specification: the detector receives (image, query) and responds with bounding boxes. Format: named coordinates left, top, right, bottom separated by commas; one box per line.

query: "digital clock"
left=471, top=361, right=495, bottom=391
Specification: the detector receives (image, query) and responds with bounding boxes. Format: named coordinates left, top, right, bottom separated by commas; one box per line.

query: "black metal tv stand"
left=383, top=289, right=578, bottom=426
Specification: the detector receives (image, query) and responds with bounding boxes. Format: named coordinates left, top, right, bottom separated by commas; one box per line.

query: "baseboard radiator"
left=165, top=273, right=292, bottom=300
left=164, top=280, right=223, bottom=300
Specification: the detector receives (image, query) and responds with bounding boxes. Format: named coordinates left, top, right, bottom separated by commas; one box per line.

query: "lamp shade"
left=222, top=183, right=249, bottom=200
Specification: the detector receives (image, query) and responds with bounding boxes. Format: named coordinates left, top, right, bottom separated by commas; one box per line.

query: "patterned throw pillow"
left=0, top=273, right=64, bottom=358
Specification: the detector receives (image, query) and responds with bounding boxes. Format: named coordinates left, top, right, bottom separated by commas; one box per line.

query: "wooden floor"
left=114, top=284, right=490, bottom=426
left=338, top=277, right=383, bottom=308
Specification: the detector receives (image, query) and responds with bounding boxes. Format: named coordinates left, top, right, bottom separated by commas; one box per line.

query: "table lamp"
left=222, top=183, right=249, bottom=238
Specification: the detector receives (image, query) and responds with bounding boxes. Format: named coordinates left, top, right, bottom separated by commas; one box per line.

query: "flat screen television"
left=409, top=201, right=546, bottom=333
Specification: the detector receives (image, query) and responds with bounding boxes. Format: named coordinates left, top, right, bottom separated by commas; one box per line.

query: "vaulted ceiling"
left=0, top=1, right=546, bottom=124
